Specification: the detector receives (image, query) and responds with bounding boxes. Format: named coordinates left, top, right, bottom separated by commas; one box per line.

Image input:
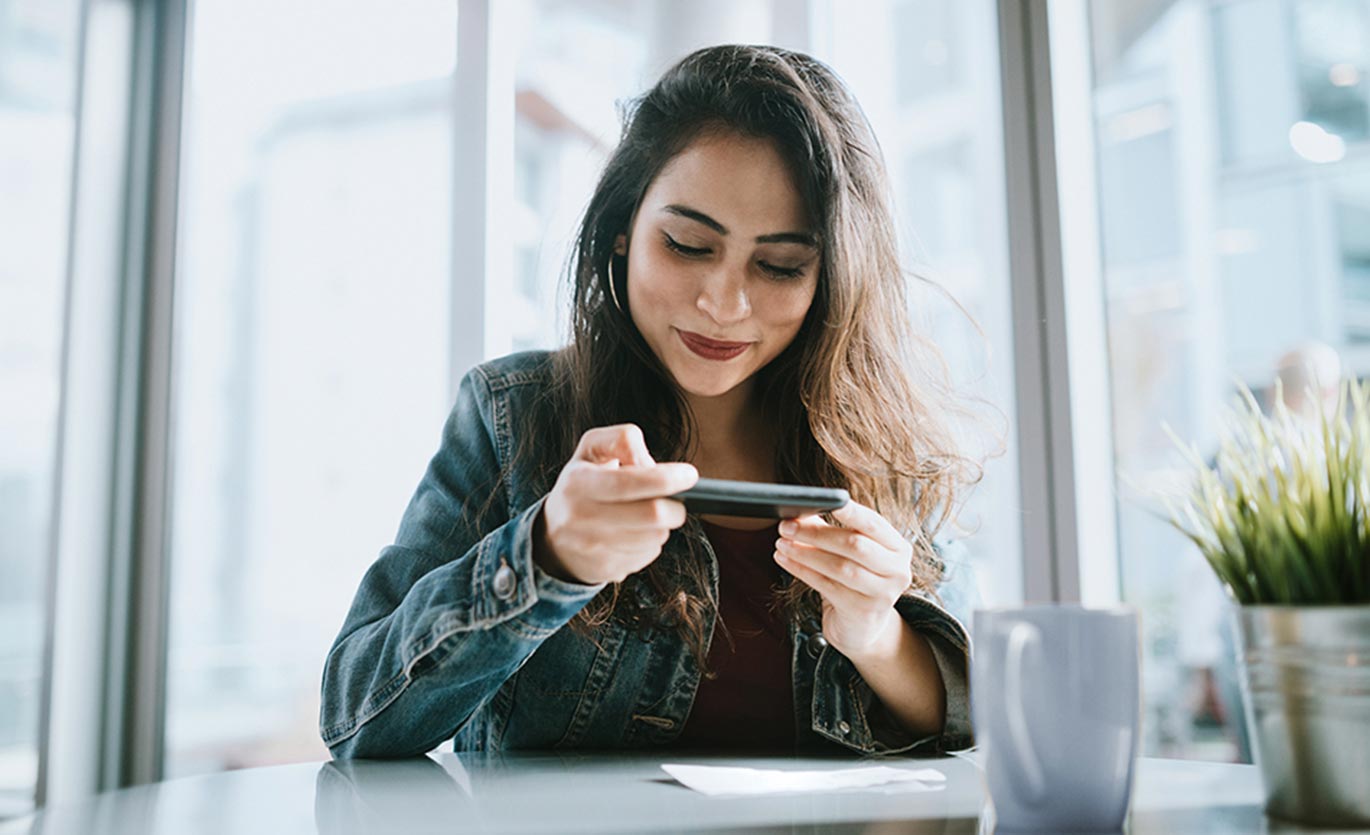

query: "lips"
left=678, top=329, right=752, bottom=361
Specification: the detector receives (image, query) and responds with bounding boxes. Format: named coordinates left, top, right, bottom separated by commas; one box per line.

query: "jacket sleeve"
left=810, top=537, right=979, bottom=755
left=319, top=367, right=603, bottom=758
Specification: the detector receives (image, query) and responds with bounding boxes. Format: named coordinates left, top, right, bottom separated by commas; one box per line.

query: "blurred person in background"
left=1275, top=340, right=1344, bottom=418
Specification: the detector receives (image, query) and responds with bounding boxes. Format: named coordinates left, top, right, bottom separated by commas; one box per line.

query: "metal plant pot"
left=1236, top=606, right=1370, bottom=827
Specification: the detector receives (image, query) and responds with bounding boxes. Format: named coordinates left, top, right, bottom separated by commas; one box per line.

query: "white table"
left=1, top=752, right=1350, bottom=834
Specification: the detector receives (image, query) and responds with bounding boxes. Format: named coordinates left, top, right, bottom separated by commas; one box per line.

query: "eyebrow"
left=662, top=204, right=818, bottom=247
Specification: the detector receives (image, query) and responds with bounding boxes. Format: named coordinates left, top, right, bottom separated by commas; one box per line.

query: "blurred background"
left=3, top=0, right=1369, bottom=817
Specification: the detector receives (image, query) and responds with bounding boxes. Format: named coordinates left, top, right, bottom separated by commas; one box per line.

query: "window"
left=1079, top=0, right=1370, bottom=761
left=507, top=0, right=653, bottom=353
left=0, top=0, right=81, bottom=815
left=164, top=0, right=458, bottom=776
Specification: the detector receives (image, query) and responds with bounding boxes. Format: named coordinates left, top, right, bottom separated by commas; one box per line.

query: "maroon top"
left=673, top=519, right=795, bottom=750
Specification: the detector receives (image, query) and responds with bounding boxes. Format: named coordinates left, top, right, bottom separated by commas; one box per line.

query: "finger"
left=575, top=424, right=655, bottom=467
left=557, top=520, right=672, bottom=564
left=829, top=501, right=908, bottom=552
left=775, top=538, right=890, bottom=597
left=779, top=519, right=906, bottom=579
left=570, top=461, right=699, bottom=503
left=602, top=530, right=676, bottom=563
left=583, top=496, right=688, bottom=531
left=774, top=548, right=868, bottom=610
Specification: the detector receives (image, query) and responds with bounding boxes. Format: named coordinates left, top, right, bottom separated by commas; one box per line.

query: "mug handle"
left=1005, top=621, right=1047, bottom=803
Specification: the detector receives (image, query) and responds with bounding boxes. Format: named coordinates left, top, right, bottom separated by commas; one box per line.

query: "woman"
left=320, top=44, right=980, bottom=759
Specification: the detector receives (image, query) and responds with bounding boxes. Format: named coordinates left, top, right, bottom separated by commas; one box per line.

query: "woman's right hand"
left=535, top=424, right=699, bottom=585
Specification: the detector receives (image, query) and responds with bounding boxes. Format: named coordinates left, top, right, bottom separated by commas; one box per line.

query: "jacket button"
left=492, top=562, right=517, bottom=601
left=805, top=631, right=828, bottom=658
left=837, top=720, right=851, bottom=736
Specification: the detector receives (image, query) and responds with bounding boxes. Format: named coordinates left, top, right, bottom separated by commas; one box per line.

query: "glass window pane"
left=507, top=0, right=655, bottom=354
left=165, top=0, right=458, bottom=777
left=1081, top=0, right=1370, bottom=762
left=0, top=0, right=81, bottom=816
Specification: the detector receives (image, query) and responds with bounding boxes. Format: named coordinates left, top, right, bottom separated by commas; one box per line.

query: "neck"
left=683, top=378, right=773, bottom=480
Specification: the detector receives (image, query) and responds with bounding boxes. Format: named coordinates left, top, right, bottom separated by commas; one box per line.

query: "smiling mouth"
left=678, top=329, right=753, bottom=360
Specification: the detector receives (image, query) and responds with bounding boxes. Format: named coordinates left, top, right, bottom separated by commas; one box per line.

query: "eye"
left=662, top=232, right=711, bottom=258
left=759, top=262, right=805, bottom=280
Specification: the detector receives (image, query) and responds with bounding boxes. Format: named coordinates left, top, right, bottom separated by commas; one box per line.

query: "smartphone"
left=670, top=477, right=849, bottom=519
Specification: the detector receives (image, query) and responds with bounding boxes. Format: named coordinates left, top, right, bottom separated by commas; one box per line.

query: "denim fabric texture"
left=320, top=350, right=976, bottom=758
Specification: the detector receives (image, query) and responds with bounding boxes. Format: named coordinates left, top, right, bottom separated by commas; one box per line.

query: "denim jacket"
left=320, top=350, right=976, bottom=759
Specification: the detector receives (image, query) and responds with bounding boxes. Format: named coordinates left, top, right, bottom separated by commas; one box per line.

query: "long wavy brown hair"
left=487, top=45, right=984, bottom=664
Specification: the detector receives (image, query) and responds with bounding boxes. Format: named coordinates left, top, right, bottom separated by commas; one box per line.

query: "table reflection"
left=311, top=752, right=985, bottom=835
left=315, top=757, right=473, bottom=835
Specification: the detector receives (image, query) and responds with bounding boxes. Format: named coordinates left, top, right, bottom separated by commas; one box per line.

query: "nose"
left=696, top=264, right=751, bottom=325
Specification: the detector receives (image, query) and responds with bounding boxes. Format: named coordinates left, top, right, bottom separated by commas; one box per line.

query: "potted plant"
left=1163, top=379, right=1370, bottom=827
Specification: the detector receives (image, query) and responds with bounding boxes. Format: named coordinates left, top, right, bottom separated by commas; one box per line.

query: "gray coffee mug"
left=972, top=606, right=1141, bottom=832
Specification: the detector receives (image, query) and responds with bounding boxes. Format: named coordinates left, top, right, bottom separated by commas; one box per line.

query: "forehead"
left=642, top=132, right=812, bottom=233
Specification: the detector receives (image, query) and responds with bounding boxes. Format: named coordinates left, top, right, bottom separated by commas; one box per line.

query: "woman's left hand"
left=774, top=501, right=914, bottom=662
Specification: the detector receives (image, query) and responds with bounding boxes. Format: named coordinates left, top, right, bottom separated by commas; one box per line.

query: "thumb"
left=583, top=423, right=656, bottom=468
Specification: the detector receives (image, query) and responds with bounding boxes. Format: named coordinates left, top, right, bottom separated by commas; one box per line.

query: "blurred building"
left=1092, top=0, right=1370, bottom=758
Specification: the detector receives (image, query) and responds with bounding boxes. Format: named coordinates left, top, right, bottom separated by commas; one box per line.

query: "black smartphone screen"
left=670, top=477, right=849, bottom=519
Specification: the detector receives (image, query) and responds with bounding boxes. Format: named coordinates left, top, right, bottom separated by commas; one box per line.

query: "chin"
left=680, top=380, right=737, bottom=398
left=679, top=368, right=750, bottom=398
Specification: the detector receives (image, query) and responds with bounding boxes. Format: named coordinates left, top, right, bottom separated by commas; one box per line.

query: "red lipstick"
left=678, top=329, right=752, bottom=361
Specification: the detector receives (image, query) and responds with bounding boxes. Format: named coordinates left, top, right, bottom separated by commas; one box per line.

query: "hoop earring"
left=608, top=255, right=626, bottom=315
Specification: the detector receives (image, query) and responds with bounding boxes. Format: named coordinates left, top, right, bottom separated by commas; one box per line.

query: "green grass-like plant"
left=1162, top=378, right=1370, bottom=605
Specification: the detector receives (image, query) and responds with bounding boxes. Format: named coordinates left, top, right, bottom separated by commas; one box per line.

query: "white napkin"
left=660, top=763, right=946, bottom=796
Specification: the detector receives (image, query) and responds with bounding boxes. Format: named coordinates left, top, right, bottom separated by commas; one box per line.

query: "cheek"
left=755, top=283, right=816, bottom=332
left=629, top=248, right=694, bottom=309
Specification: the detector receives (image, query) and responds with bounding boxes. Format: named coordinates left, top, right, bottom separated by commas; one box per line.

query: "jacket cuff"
left=899, top=592, right=973, bottom=752
left=921, top=629, right=972, bottom=751
left=401, top=496, right=603, bottom=671
left=474, top=495, right=605, bottom=634
left=809, top=593, right=973, bottom=755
